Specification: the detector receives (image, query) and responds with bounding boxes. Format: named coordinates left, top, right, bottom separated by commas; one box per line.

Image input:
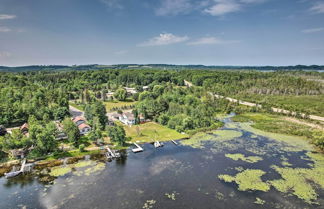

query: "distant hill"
left=0, top=64, right=323, bottom=72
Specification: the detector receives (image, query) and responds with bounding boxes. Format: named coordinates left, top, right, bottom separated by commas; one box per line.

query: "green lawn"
left=236, top=94, right=324, bottom=117
left=123, top=122, right=188, bottom=143
left=104, top=100, right=137, bottom=112
left=69, top=101, right=85, bottom=111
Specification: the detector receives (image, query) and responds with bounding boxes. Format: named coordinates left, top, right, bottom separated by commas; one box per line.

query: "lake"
left=1, top=115, right=324, bottom=209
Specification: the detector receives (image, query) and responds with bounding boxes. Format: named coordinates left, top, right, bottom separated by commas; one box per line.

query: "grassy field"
left=123, top=122, right=188, bottom=143
left=69, top=101, right=85, bottom=111
left=104, top=100, right=137, bottom=112
left=236, top=94, right=324, bottom=117
left=232, top=113, right=314, bottom=138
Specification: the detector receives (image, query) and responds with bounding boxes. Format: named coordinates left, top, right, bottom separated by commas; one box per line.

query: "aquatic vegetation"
left=218, top=169, right=270, bottom=192
left=181, top=130, right=242, bottom=148
left=50, top=167, right=72, bottom=177
left=237, top=122, right=313, bottom=152
left=235, top=166, right=244, bottom=172
left=84, top=162, right=105, bottom=176
left=254, top=197, right=265, bottom=205
left=215, top=192, right=224, bottom=200
left=269, top=152, right=324, bottom=204
left=225, top=153, right=263, bottom=163
left=165, top=191, right=179, bottom=200
left=74, top=161, right=93, bottom=168
left=142, top=200, right=156, bottom=209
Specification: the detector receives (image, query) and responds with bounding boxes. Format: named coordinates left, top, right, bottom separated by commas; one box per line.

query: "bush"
left=79, top=144, right=85, bottom=152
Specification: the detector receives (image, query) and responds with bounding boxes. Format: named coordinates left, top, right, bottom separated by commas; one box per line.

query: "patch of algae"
left=84, top=162, right=105, bottom=176
left=218, top=169, right=270, bottom=192
left=181, top=130, right=242, bottom=148
left=269, top=152, right=324, bottom=204
left=225, top=153, right=263, bottom=163
left=237, top=122, right=313, bottom=152
left=50, top=167, right=72, bottom=177
left=254, top=197, right=265, bottom=205
left=74, top=161, right=93, bottom=168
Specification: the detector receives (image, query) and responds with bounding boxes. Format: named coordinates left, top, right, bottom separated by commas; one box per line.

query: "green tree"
left=63, top=118, right=80, bottom=146
left=107, top=125, right=126, bottom=146
left=114, top=88, right=127, bottom=101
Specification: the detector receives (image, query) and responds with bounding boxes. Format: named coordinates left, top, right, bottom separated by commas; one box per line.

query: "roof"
left=78, top=123, right=91, bottom=130
left=124, top=112, right=135, bottom=120
left=73, top=116, right=86, bottom=123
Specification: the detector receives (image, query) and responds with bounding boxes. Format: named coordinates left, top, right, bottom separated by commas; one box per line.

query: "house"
left=72, top=116, right=86, bottom=126
left=106, top=91, right=114, bottom=99
left=111, top=113, right=121, bottom=120
left=143, top=86, right=149, bottom=91
left=20, top=123, right=29, bottom=134
left=78, top=123, right=91, bottom=135
left=119, top=112, right=136, bottom=125
left=124, top=87, right=138, bottom=95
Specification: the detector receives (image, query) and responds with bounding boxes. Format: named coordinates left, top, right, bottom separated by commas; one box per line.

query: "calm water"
left=1, top=117, right=324, bottom=209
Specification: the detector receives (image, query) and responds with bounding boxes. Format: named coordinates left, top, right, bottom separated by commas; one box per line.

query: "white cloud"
left=204, top=0, right=267, bottom=16
left=0, top=26, right=11, bottom=32
left=302, top=27, right=324, bottom=33
left=155, top=0, right=193, bottom=16
left=100, top=0, right=123, bottom=9
left=138, top=33, right=189, bottom=47
left=187, top=36, right=240, bottom=45
left=204, top=1, right=242, bottom=16
left=0, top=14, right=16, bottom=20
left=309, top=2, right=324, bottom=14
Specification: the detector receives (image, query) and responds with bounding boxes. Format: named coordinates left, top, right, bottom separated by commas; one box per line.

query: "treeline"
left=183, top=70, right=324, bottom=96
left=1, top=64, right=324, bottom=72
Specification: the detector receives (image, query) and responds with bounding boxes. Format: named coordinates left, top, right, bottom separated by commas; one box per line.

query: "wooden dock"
left=106, top=146, right=120, bottom=158
left=171, top=140, right=178, bottom=145
left=132, top=143, right=144, bottom=153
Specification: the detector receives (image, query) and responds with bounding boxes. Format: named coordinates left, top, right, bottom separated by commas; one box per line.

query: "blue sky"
left=0, top=0, right=324, bottom=66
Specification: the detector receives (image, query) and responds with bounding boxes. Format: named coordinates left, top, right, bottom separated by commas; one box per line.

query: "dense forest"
left=0, top=68, right=323, bottom=160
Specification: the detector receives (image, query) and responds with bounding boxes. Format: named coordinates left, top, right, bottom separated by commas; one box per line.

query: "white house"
left=119, top=112, right=136, bottom=125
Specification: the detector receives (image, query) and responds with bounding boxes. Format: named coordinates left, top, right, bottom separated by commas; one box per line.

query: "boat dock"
left=171, top=140, right=178, bottom=145
left=106, top=146, right=120, bottom=159
left=132, top=143, right=144, bottom=153
left=5, top=159, right=33, bottom=178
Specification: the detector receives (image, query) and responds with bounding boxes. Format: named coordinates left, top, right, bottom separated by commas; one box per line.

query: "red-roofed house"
left=72, top=116, right=86, bottom=126
left=78, top=123, right=91, bottom=135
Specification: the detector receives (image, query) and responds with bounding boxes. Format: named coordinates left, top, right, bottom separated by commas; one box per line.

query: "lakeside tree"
left=62, top=118, right=80, bottom=147
left=107, top=125, right=126, bottom=146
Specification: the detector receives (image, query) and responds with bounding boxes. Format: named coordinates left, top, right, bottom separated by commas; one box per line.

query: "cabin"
left=72, top=116, right=86, bottom=126
left=106, top=91, right=115, bottom=100
left=124, top=87, right=138, bottom=95
left=78, top=123, right=91, bottom=135
left=120, top=112, right=136, bottom=125
left=20, top=123, right=29, bottom=134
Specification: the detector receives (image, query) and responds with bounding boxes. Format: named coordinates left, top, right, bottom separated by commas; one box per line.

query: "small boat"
left=154, top=141, right=164, bottom=148
left=5, top=171, right=22, bottom=178
left=5, top=159, right=26, bottom=179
